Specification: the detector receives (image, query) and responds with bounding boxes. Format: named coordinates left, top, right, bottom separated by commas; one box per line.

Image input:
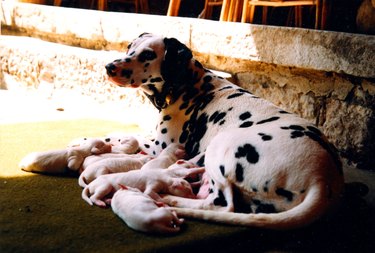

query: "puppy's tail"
left=81, top=186, right=93, bottom=206
left=170, top=183, right=339, bottom=230
left=78, top=175, right=88, bottom=188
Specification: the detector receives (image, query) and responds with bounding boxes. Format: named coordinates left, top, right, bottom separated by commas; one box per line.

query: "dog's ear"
left=161, top=37, right=193, bottom=84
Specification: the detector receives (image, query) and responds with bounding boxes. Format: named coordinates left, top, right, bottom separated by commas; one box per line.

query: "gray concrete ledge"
left=1, top=2, right=375, bottom=78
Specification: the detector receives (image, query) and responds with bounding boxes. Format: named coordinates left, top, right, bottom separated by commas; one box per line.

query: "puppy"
left=103, top=133, right=140, bottom=154
left=19, top=139, right=111, bottom=174
left=81, top=168, right=196, bottom=207
left=78, top=153, right=152, bottom=187
left=111, top=185, right=184, bottom=234
left=141, top=143, right=185, bottom=170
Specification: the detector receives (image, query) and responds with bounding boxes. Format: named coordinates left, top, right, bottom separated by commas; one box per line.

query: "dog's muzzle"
left=105, top=63, right=117, bottom=77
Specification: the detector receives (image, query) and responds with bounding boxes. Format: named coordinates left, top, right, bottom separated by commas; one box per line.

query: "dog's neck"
left=143, top=58, right=208, bottom=111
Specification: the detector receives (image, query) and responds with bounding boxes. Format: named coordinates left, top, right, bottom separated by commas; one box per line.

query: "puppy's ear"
left=161, top=37, right=193, bottom=85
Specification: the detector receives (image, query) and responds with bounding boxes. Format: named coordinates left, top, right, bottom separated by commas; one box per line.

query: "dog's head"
left=106, top=33, right=193, bottom=109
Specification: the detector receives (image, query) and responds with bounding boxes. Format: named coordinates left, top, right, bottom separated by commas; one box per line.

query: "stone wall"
left=1, top=2, right=374, bottom=170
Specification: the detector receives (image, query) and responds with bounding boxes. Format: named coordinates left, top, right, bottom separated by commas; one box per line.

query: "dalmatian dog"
left=105, top=33, right=344, bottom=230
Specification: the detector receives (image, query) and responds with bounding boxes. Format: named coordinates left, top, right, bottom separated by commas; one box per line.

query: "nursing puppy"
left=141, top=143, right=185, bottom=170
left=78, top=153, right=152, bottom=187
left=20, top=139, right=111, bottom=174
left=81, top=168, right=197, bottom=207
left=111, top=185, right=184, bottom=234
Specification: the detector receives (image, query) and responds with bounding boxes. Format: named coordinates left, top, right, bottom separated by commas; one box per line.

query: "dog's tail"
left=170, top=183, right=339, bottom=230
left=81, top=186, right=93, bottom=206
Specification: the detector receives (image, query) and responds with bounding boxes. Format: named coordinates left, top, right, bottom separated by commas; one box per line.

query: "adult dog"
left=105, top=33, right=344, bottom=230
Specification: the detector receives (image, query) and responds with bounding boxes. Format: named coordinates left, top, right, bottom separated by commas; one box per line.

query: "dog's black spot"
left=258, top=133, right=273, bottom=141
left=213, top=190, right=227, bottom=207
left=141, top=79, right=148, bottom=83
left=291, top=131, right=305, bottom=138
left=219, top=86, right=232, bottom=91
left=289, top=125, right=305, bottom=131
left=235, top=144, right=259, bottom=164
left=209, top=188, right=214, bottom=194
left=219, top=120, right=225, bottom=125
left=254, top=202, right=277, bottom=214
left=179, top=102, right=189, bottom=110
left=163, top=115, right=172, bottom=121
left=144, top=144, right=150, bottom=149
left=121, top=69, right=133, bottom=79
left=150, top=77, right=163, bottom=83
left=201, top=82, right=215, bottom=92
left=276, top=188, right=294, bottom=202
left=213, top=112, right=226, bottom=124
left=235, top=163, right=244, bottom=182
left=155, top=140, right=160, bottom=145
left=239, top=121, right=253, bottom=128
left=161, top=128, right=168, bottom=134
left=279, top=110, right=290, bottom=114
left=209, top=111, right=219, bottom=122
left=220, top=165, right=225, bottom=176
left=196, top=155, right=205, bottom=167
left=239, top=112, right=252, bottom=121
left=161, top=142, right=167, bottom=149
left=263, top=180, right=270, bottom=192
left=179, top=130, right=188, bottom=143
left=227, top=93, right=244, bottom=99
left=257, top=116, right=280, bottom=125
left=252, top=187, right=258, bottom=192
left=138, top=50, right=157, bottom=62
left=203, top=75, right=212, bottom=83
left=236, top=88, right=252, bottom=94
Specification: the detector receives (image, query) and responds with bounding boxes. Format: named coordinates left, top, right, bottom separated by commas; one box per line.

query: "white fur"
left=111, top=186, right=184, bottom=234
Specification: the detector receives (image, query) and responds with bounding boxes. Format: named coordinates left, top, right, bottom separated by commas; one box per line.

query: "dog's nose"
left=105, top=63, right=117, bottom=77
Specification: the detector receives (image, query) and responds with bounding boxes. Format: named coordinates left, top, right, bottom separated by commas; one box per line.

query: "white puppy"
left=111, top=185, right=184, bottom=234
left=19, top=139, right=111, bottom=174
left=78, top=153, right=152, bottom=187
left=81, top=168, right=198, bottom=207
left=141, top=143, right=185, bottom=170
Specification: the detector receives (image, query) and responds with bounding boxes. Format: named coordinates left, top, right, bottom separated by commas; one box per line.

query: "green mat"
left=1, top=119, right=374, bottom=252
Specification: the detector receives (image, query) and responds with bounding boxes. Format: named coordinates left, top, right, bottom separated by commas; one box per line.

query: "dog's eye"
left=138, top=50, right=157, bottom=63
left=127, top=43, right=132, bottom=50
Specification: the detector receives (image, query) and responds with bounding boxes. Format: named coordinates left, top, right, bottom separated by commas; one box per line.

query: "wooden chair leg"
left=262, top=6, right=268, bottom=25
left=241, top=0, right=248, bottom=23
left=97, top=0, right=107, bottom=11
left=53, top=0, right=62, bottom=6
left=167, top=0, right=181, bottom=16
left=320, top=0, right=329, bottom=29
left=220, top=0, right=230, bottom=21
left=140, top=0, right=149, bottom=13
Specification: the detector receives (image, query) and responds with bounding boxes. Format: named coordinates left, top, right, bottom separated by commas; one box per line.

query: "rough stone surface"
left=0, top=36, right=158, bottom=130
left=1, top=2, right=375, bottom=78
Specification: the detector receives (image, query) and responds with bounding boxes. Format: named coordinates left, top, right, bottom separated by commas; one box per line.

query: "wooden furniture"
left=199, top=0, right=224, bottom=19
left=220, top=0, right=244, bottom=22
left=96, top=0, right=149, bottom=12
left=54, top=0, right=149, bottom=12
left=241, top=0, right=328, bottom=29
